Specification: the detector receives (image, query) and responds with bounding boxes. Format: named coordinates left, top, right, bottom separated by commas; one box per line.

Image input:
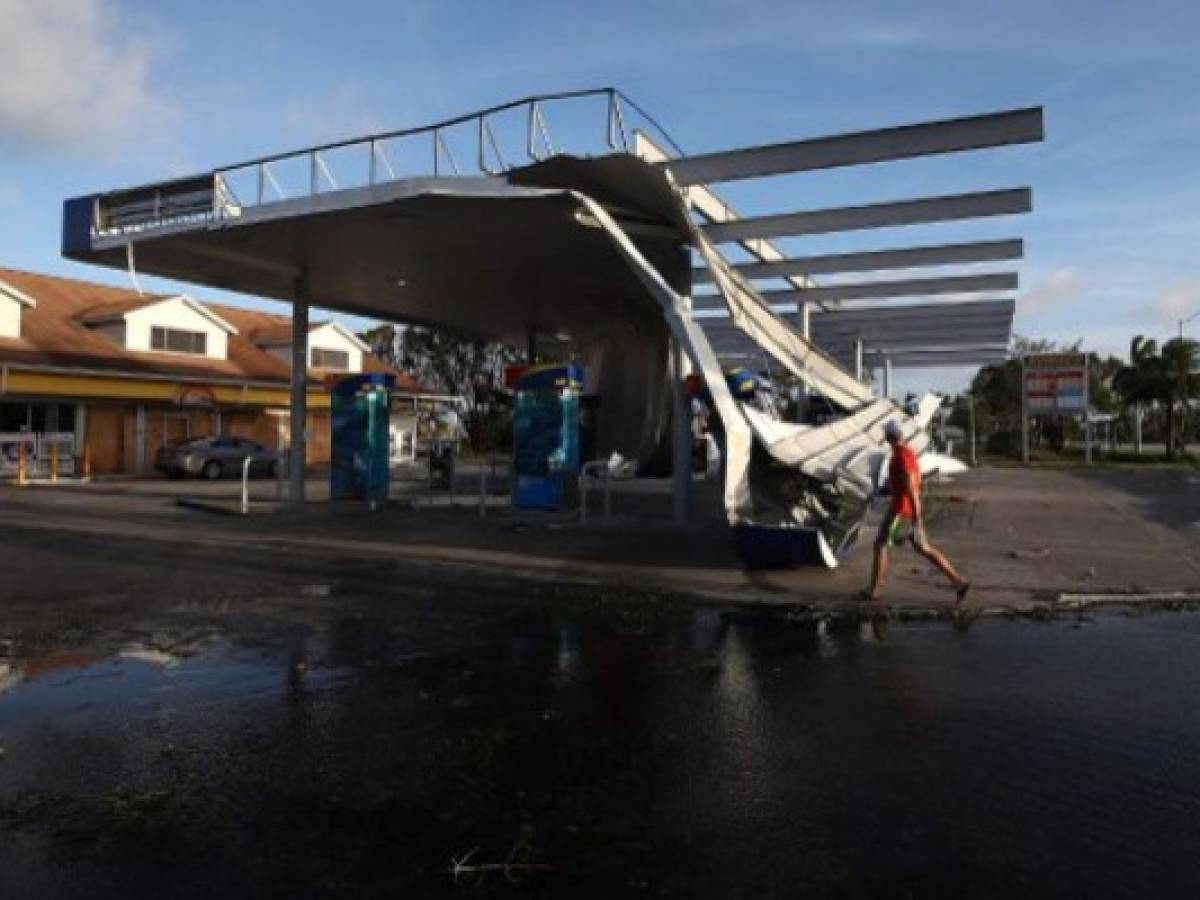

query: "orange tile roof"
left=248, top=321, right=334, bottom=346
left=74, top=295, right=173, bottom=323
left=0, top=266, right=428, bottom=392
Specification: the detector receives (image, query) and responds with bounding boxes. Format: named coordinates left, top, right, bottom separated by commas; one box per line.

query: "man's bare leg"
left=916, top=543, right=968, bottom=592
left=868, top=543, right=889, bottom=603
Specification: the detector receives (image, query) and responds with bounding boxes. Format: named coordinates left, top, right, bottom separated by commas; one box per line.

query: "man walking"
left=863, top=420, right=970, bottom=606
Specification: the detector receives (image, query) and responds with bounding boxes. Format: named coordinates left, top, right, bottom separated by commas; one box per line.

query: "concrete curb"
left=173, top=498, right=284, bottom=517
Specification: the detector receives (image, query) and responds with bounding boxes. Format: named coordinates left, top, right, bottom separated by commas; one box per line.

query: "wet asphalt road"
left=3, top=582, right=1200, bottom=898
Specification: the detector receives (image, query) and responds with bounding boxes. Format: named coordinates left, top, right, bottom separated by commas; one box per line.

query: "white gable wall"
left=124, top=297, right=228, bottom=358
left=0, top=294, right=21, bottom=338
left=308, top=323, right=363, bottom=373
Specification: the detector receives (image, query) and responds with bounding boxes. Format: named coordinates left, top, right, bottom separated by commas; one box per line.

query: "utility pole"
left=289, top=271, right=310, bottom=504
left=1021, top=356, right=1030, bottom=465
left=1181, top=311, right=1200, bottom=340
left=1177, top=309, right=1200, bottom=458
left=1083, top=354, right=1092, bottom=467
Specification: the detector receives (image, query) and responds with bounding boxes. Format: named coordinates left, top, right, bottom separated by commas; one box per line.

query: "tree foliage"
left=359, top=323, right=523, bottom=451
left=959, top=335, right=1123, bottom=458
left=1115, top=335, right=1200, bottom=457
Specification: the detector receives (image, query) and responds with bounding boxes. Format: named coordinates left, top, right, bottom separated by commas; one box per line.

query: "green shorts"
left=875, top=508, right=930, bottom=551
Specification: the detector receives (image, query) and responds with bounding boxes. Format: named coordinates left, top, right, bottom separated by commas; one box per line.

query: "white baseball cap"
left=883, top=420, right=903, bottom=441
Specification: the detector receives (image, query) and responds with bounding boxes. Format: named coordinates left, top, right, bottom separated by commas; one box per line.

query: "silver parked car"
left=155, top=436, right=280, bottom=480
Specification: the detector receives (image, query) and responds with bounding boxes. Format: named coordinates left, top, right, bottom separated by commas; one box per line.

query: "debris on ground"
left=449, top=836, right=553, bottom=885
left=1007, top=547, right=1050, bottom=559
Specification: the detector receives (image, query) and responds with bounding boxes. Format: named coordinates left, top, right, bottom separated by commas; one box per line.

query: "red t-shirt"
left=888, top=443, right=920, bottom=519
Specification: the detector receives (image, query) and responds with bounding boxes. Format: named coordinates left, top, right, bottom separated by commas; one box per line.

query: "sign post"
left=1022, top=352, right=1089, bottom=466
left=1084, top=363, right=1092, bottom=466
left=1021, top=357, right=1029, bottom=464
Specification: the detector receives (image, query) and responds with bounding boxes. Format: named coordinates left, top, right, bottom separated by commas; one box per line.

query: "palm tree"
left=1161, top=337, right=1200, bottom=457
left=1113, top=336, right=1161, bottom=455
left=1115, top=336, right=1200, bottom=459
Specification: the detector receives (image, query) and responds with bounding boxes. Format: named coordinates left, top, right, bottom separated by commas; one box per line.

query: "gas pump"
left=330, top=373, right=394, bottom=504
left=511, top=364, right=583, bottom=509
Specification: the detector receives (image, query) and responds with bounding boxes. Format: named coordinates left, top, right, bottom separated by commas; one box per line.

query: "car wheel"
left=201, top=460, right=223, bottom=480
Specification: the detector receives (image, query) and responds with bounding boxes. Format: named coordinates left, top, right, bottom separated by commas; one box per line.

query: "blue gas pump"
left=330, top=373, right=394, bottom=504
left=511, top=364, right=583, bottom=509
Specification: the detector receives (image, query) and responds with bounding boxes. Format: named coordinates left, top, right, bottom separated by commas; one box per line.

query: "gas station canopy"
left=62, top=90, right=1039, bottom=368
left=60, top=88, right=1042, bottom=521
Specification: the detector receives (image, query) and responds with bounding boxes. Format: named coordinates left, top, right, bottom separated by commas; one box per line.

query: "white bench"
left=578, top=438, right=720, bottom=524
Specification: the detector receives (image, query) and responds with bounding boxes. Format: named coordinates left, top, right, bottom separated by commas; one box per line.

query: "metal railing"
left=94, top=88, right=683, bottom=238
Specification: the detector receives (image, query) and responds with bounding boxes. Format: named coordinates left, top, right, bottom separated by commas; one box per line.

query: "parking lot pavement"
left=1, top=465, right=1196, bottom=614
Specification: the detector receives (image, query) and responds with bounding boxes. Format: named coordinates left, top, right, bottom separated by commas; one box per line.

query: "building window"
left=151, top=326, right=207, bottom=355
left=0, top=402, right=28, bottom=432
left=311, top=348, right=350, bottom=370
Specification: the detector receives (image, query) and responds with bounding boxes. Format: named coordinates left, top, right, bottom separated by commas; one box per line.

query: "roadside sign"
left=1023, top=352, right=1088, bottom=415
left=1021, top=352, right=1091, bottom=464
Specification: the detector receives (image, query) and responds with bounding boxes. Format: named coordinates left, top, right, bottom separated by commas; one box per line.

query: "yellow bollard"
left=17, top=441, right=26, bottom=485
left=51, top=442, right=58, bottom=484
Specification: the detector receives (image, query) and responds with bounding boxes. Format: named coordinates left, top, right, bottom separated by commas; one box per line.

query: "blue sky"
left=1, top=0, right=1198, bottom=393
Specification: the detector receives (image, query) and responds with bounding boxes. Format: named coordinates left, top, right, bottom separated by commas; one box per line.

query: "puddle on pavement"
left=3, top=604, right=1200, bottom=898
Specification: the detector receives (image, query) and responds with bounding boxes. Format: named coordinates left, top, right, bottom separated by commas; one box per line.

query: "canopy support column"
left=671, top=338, right=691, bottom=525
left=526, top=322, right=538, bottom=365
left=289, top=272, right=309, bottom=504
left=883, top=357, right=893, bottom=398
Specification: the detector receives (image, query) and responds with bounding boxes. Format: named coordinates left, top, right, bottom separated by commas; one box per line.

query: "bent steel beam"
left=809, top=298, right=1016, bottom=325
left=633, top=131, right=815, bottom=296
left=774, top=273, right=1018, bottom=304
left=860, top=349, right=1009, bottom=368
left=705, top=310, right=1014, bottom=340
left=696, top=297, right=1016, bottom=322
left=662, top=107, right=1044, bottom=185
left=692, top=222, right=875, bottom=409
left=703, top=188, right=1032, bottom=243
left=695, top=273, right=1018, bottom=309
left=692, top=239, right=1023, bottom=283
left=815, top=330, right=1014, bottom=354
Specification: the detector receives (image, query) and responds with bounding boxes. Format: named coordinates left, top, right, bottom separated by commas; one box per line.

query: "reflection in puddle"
left=2, top=607, right=1200, bottom=898
left=0, top=661, right=23, bottom=695
left=554, top=622, right=580, bottom=686
left=119, top=646, right=181, bottom=668
left=816, top=617, right=839, bottom=657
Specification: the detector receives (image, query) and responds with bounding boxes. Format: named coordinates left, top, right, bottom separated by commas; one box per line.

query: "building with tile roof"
left=0, top=266, right=434, bottom=477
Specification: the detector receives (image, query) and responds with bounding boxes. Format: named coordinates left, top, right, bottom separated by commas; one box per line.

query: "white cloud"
left=0, top=0, right=171, bottom=154
left=1148, top=280, right=1200, bottom=323
left=1017, top=267, right=1091, bottom=317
